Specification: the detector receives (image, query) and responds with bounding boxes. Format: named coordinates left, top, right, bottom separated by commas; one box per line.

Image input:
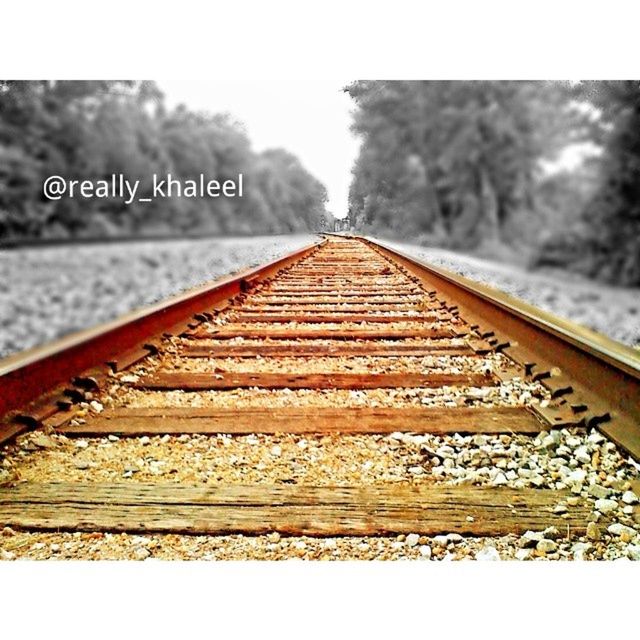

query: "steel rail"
left=2, top=231, right=639, bottom=461
left=362, top=236, right=640, bottom=460
left=0, top=238, right=325, bottom=425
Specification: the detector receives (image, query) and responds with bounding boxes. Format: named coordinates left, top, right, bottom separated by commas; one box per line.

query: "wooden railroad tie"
left=231, top=313, right=450, bottom=323
left=58, top=406, right=546, bottom=436
left=188, top=326, right=457, bottom=340
left=265, top=286, right=421, bottom=292
left=238, top=304, right=438, bottom=312
left=179, top=342, right=482, bottom=357
left=244, top=298, right=423, bottom=305
left=0, top=482, right=592, bottom=537
left=134, top=371, right=495, bottom=390
left=255, top=291, right=423, bottom=298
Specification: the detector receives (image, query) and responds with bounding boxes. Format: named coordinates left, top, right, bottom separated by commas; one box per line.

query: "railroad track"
left=0, top=235, right=639, bottom=560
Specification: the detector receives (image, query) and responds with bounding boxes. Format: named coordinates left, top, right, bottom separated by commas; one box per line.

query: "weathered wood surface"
left=180, top=342, right=476, bottom=357
left=279, top=270, right=391, bottom=275
left=266, top=287, right=421, bottom=294
left=244, top=298, right=420, bottom=306
left=233, top=313, right=447, bottom=323
left=276, top=277, right=409, bottom=282
left=239, top=304, right=436, bottom=312
left=190, top=326, right=455, bottom=340
left=0, top=482, right=591, bottom=536
left=135, top=371, right=495, bottom=390
left=256, top=291, right=423, bottom=299
left=268, top=278, right=413, bottom=284
left=59, top=406, right=545, bottom=436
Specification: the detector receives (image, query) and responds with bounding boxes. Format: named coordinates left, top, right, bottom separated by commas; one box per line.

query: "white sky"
left=159, top=80, right=360, bottom=219
left=159, top=81, right=598, bottom=220
left=539, top=141, right=602, bottom=175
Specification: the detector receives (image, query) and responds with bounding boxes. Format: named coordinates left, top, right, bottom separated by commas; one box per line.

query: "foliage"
left=0, top=81, right=328, bottom=240
left=346, top=81, right=583, bottom=247
left=347, top=82, right=615, bottom=251
left=536, top=81, right=640, bottom=285
left=347, top=80, right=640, bottom=284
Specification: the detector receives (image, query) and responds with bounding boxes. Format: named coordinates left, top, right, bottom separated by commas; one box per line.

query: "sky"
left=159, top=80, right=360, bottom=220
left=158, top=81, right=598, bottom=222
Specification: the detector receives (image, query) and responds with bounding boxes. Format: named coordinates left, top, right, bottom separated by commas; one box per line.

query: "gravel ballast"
left=1, top=234, right=639, bottom=561
left=381, top=239, right=640, bottom=347
left=0, top=234, right=315, bottom=358
left=1, top=425, right=639, bottom=561
left=3, top=233, right=637, bottom=357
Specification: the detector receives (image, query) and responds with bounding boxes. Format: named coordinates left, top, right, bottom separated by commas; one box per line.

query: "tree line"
left=0, top=81, right=330, bottom=240
left=345, top=81, right=640, bottom=285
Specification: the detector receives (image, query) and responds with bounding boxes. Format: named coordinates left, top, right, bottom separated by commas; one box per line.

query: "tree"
left=536, top=81, right=640, bottom=284
left=0, top=81, right=329, bottom=240
left=345, top=81, right=585, bottom=249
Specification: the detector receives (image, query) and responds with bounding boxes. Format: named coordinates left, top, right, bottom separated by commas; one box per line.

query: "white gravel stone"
left=594, top=498, right=619, bottom=515
left=89, top=400, right=104, bottom=413
left=622, top=491, right=638, bottom=505
left=520, top=530, right=544, bottom=548
left=567, top=469, right=587, bottom=484
left=588, top=484, right=611, bottom=499
left=574, top=446, right=591, bottom=464
left=607, top=523, right=637, bottom=538
left=433, top=535, right=449, bottom=547
left=133, top=547, right=151, bottom=560
left=419, top=545, right=432, bottom=558
left=571, top=542, right=591, bottom=561
left=491, top=472, right=508, bottom=486
left=536, top=539, right=557, bottom=554
left=587, top=432, right=606, bottom=445
left=475, top=546, right=501, bottom=561
left=405, top=533, right=420, bottom=547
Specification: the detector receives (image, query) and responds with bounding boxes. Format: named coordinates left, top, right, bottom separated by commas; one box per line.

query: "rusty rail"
left=2, top=233, right=639, bottom=462
left=0, top=234, right=635, bottom=544
left=0, top=237, right=325, bottom=433
left=363, top=236, right=640, bottom=460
